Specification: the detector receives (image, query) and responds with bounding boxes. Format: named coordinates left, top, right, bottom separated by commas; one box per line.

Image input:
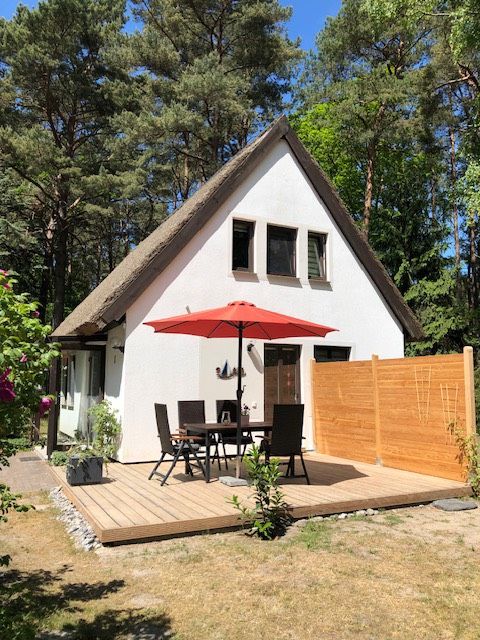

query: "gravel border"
left=49, top=486, right=102, bottom=551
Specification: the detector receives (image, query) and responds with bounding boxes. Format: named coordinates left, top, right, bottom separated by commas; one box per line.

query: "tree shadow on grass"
left=61, top=609, right=173, bottom=639
left=0, top=565, right=173, bottom=639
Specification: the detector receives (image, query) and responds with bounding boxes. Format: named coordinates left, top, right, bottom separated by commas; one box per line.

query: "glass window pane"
left=308, top=233, right=326, bottom=279
left=314, top=346, right=350, bottom=362
left=232, top=220, right=253, bottom=271
left=267, top=226, right=296, bottom=276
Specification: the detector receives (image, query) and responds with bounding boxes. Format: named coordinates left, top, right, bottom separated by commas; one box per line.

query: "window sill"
left=232, top=270, right=259, bottom=282
left=308, top=278, right=332, bottom=290
left=266, top=274, right=301, bottom=286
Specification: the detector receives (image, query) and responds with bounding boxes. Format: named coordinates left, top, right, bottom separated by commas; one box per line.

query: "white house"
left=50, top=116, right=422, bottom=463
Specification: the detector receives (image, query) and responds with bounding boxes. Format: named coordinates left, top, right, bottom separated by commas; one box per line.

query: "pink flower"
left=38, top=396, right=53, bottom=417
left=32, top=310, right=40, bottom=318
left=3, top=283, right=11, bottom=290
left=20, top=353, right=28, bottom=363
left=0, top=269, right=8, bottom=276
left=0, top=369, right=15, bottom=403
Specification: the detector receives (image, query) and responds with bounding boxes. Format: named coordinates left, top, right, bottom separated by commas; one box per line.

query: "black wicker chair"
left=178, top=400, right=221, bottom=469
left=260, top=404, right=310, bottom=484
left=148, top=403, right=206, bottom=485
left=216, top=399, right=254, bottom=469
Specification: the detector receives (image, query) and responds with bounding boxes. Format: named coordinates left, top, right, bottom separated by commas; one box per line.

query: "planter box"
left=66, top=456, right=103, bottom=486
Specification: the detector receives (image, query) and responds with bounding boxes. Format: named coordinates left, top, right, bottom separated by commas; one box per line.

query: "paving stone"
left=219, top=476, right=248, bottom=487
left=432, top=498, right=478, bottom=512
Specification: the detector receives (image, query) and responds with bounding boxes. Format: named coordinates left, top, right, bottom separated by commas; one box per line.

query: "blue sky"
left=1, top=0, right=341, bottom=50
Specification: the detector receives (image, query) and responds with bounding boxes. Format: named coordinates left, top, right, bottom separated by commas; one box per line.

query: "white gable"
left=107, top=139, right=403, bottom=462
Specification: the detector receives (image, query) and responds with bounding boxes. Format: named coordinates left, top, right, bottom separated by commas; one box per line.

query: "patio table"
left=184, top=422, right=272, bottom=482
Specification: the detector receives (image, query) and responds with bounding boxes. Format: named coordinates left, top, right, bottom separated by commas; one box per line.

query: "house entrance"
left=264, top=344, right=301, bottom=422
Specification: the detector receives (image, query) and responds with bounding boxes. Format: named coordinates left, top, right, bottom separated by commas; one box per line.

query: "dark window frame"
left=267, top=224, right=297, bottom=277
left=232, top=219, right=255, bottom=272
left=308, top=232, right=328, bottom=281
left=314, top=345, right=351, bottom=363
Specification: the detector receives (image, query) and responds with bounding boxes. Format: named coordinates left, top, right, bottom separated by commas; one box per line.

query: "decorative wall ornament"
left=414, top=365, right=432, bottom=425
left=216, top=360, right=245, bottom=379
left=441, top=383, right=459, bottom=443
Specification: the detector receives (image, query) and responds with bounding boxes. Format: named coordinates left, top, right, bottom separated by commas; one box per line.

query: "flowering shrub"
left=0, top=271, right=59, bottom=437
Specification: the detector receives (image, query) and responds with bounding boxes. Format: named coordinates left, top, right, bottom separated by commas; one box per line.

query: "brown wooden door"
left=264, top=344, right=301, bottom=422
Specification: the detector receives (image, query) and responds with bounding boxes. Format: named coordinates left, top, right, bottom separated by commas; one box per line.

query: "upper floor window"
left=308, top=232, right=327, bottom=280
left=314, top=345, right=351, bottom=362
left=267, top=225, right=297, bottom=277
left=232, top=219, right=255, bottom=272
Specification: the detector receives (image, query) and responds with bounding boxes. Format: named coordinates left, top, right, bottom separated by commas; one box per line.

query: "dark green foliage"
left=129, top=0, right=301, bottom=203
left=50, top=450, right=68, bottom=466
left=294, top=0, right=480, bottom=357
left=229, top=445, right=291, bottom=540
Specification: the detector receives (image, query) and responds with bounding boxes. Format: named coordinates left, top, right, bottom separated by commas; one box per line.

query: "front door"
left=264, top=344, right=301, bottom=423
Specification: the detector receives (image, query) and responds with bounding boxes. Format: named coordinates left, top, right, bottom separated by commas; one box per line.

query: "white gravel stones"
left=49, top=486, right=102, bottom=551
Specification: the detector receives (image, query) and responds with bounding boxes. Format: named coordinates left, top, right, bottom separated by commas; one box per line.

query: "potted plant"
left=66, top=444, right=103, bottom=486
left=241, top=404, right=250, bottom=425
left=66, top=400, right=121, bottom=486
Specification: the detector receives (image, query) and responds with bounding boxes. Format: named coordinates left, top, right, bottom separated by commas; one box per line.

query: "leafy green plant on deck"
left=229, top=445, right=291, bottom=540
left=88, top=400, right=121, bottom=462
left=449, top=422, right=480, bottom=497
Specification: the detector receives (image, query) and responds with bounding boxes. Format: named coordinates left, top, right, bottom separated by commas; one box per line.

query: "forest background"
left=0, top=0, right=479, bottom=359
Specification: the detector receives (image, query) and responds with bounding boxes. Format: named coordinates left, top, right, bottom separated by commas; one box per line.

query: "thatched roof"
left=52, top=116, right=423, bottom=340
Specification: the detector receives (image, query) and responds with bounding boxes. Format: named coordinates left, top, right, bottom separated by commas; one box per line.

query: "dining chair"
left=216, top=399, right=254, bottom=469
left=260, top=404, right=310, bottom=484
left=148, top=403, right=206, bottom=485
left=178, top=400, right=221, bottom=469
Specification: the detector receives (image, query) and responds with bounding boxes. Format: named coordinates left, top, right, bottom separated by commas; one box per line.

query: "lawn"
left=1, top=492, right=480, bottom=639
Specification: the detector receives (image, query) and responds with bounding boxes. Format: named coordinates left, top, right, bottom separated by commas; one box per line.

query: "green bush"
left=229, top=444, right=291, bottom=540
left=88, top=400, right=121, bottom=461
left=0, top=271, right=59, bottom=437
left=50, top=451, right=68, bottom=466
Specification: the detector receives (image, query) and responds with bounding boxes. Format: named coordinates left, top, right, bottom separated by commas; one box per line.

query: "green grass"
left=293, top=520, right=333, bottom=550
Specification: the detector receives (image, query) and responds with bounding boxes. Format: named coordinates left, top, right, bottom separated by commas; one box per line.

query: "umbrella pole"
left=235, top=325, right=244, bottom=478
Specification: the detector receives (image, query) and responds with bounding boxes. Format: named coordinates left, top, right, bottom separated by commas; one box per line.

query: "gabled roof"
left=52, top=116, right=423, bottom=340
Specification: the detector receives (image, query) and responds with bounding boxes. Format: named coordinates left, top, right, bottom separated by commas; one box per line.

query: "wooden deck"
left=50, top=453, right=472, bottom=544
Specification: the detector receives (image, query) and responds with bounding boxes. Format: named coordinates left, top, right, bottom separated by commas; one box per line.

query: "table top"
left=184, top=421, right=272, bottom=433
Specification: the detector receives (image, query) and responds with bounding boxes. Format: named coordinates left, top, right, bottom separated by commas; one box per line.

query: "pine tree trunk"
left=52, top=217, right=68, bottom=329
left=468, top=215, right=478, bottom=310
left=449, top=128, right=461, bottom=300
left=363, top=144, right=376, bottom=236
left=38, top=249, right=52, bottom=323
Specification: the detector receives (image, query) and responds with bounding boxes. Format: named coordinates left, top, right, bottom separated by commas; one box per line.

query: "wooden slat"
left=312, top=352, right=473, bottom=481
left=48, top=453, right=470, bottom=544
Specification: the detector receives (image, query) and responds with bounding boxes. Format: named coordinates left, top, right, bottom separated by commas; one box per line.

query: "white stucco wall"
left=115, top=140, right=404, bottom=462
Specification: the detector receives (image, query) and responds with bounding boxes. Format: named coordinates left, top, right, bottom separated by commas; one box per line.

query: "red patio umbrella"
left=144, top=300, right=337, bottom=477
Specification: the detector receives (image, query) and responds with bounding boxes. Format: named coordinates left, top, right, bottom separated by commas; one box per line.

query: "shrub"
left=89, top=400, right=121, bottom=461
left=50, top=451, right=68, bottom=466
left=229, top=444, right=291, bottom=540
left=0, top=270, right=59, bottom=437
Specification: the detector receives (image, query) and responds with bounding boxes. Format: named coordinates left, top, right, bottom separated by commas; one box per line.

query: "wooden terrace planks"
left=49, top=453, right=471, bottom=544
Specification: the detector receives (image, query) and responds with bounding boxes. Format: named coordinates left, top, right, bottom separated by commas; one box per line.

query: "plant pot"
left=66, top=456, right=103, bottom=486
left=241, top=414, right=250, bottom=425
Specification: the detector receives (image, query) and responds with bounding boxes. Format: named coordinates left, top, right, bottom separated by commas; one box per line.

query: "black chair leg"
left=222, top=439, right=229, bottom=469
left=160, top=445, right=184, bottom=486
left=183, top=451, right=194, bottom=476
left=299, top=452, right=310, bottom=485
left=148, top=452, right=166, bottom=480
left=214, top=440, right=221, bottom=470
left=189, top=446, right=206, bottom=479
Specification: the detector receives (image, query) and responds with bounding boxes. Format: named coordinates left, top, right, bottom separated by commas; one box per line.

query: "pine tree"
left=129, top=0, right=301, bottom=204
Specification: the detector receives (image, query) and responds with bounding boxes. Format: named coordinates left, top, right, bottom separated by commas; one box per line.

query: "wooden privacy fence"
left=311, top=347, right=476, bottom=481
